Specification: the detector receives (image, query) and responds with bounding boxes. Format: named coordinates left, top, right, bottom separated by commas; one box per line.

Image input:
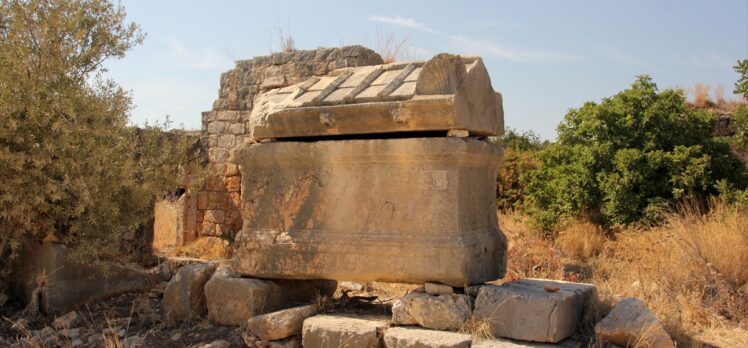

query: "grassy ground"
left=499, top=202, right=748, bottom=347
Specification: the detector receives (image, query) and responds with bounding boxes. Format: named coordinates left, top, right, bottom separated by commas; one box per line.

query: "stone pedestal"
left=232, top=137, right=506, bottom=286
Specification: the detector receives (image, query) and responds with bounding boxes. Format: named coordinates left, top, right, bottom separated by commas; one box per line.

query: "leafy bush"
left=493, top=129, right=545, bottom=211
left=524, top=76, right=748, bottom=232
left=0, top=0, right=198, bottom=271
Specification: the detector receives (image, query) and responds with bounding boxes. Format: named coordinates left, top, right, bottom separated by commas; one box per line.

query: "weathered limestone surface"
left=391, top=291, right=470, bottom=331
left=204, top=265, right=336, bottom=326
left=232, top=137, right=507, bottom=286
left=595, top=298, right=673, bottom=348
left=249, top=53, right=504, bottom=139
left=424, top=283, right=454, bottom=296
left=474, top=279, right=597, bottom=343
left=153, top=192, right=197, bottom=255
left=246, top=304, right=319, bottom=341
left=302, top=315, right=389, bottom=348
left=196, top=46, right=383, bottom=240
left=383, top=327, right=472, bottom=348
left=11, top=242, right=149, bottom=315
left=163, top=262, right=217, bottom=322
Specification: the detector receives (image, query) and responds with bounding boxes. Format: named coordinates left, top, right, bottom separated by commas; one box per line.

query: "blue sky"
left=106, top=0, right=748, bottom=139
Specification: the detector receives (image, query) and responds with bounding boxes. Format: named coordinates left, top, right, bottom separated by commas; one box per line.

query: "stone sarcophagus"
left=232, top=53, right=507, bottom=286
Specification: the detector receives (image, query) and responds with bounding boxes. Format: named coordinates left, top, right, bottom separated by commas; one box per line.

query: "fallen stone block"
left=302, top=315, right=389, bottom=348
left=247, top=304, right=319, bottom=341
left=472, top=337, right=581, bottom=347
left=256, top=336, right=302, bottom=348
left=383, top=327, right=472, bottom=348
left=392, top=291, right=470, bottom=331
left=474, top=279, right=597, bottom=343
left=595, top=298, right=673, bottom=348
left=204, top=265, right=336, bottom=326
left=233, top=137, right=507, bottom=286
left=163, top=262, right=217, bottom=322
left=11, top=242, right=149, bottom=314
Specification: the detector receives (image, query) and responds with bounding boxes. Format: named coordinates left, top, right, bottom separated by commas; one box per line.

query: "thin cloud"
left=368, top=15, right=579, bottom=62
left=368, top=15, right=437, bottom=33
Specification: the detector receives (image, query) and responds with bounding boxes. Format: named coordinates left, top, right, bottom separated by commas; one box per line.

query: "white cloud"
left=368, top=15, right=438, bottom=33
left=368, top=15, right=579, bottom=62
left=164, top=38, right=233, bottom=70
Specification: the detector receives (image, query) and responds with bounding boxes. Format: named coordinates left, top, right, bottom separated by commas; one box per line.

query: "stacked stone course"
left=195, top=46, right=383, bottom=239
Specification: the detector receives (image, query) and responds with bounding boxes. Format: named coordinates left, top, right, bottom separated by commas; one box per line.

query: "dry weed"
left=556, top=221, right=608, bottom=262
left=374, top=30, right=410, bottom=64
left=592, top=202, right=748, bottom=345
left=499, top=211, right=564, bottom=281
left=176, top=237, right=231, bottom=260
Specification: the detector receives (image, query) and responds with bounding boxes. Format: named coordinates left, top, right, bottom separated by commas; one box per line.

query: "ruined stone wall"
left=196, top=46, right=383, bottom=239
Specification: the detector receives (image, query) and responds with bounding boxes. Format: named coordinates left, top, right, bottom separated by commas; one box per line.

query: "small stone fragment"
left=544, top=285, right=560, bottom=293
left=595, top=298, right=673, bottom=348
left=53, top=311, right=80, bottom=329
left=424, top=282, right=454, bottom=295
left=247, top=304, right=319, bottom=341
left=198, top=340, right=232, bottom=348
left=392, top=291, right=470, bottom=331
left=383, top=327, right=471, bottom=348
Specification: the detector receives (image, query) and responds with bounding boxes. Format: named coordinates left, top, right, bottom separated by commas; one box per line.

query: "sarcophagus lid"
left=249, top=53, right=504, bottom=140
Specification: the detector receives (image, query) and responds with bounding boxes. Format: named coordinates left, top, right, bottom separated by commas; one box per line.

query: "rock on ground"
left=424, top=283, right=454, bottom=296
left=162, top=262, right=217, bottom=322
left=204, top=265, right=336, bottom=326
left=246, top=304, right=319, bottom=341
left=474, top=279, right=597, bottom=343
left=302, top=315, right=390, bottom=348
left=11, top=242, right=149, bottom=314
left=472, top=337, right=581, bottom=347
left=595, top=298, right=673, bottom=348
left=52, top=311, right=80, bottom=329
left=391, top=291, right=470, bottom=331
left=383, top=327, right=472, bottom=348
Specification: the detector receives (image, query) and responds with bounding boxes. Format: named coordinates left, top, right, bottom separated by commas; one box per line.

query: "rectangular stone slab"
left=232, top=137, right=507, bottom=286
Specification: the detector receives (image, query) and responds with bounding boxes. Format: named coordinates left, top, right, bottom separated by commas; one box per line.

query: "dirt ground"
left=0, top=280, right=419, bottom=348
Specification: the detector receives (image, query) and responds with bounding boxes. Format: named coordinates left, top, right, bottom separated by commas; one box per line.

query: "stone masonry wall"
left=196, top=46, right=383, bottom=239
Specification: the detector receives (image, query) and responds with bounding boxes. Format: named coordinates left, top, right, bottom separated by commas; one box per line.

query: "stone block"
left=472, top=338, right=581, bottom=348
left=153, top=193, right=198, bottom=255
left=11, top=242, right=149, bottom=315
left=595, top=298, right=673, bottom=348
left=233, top=137, right=506, bottom=286
left=217, top=134, right=236, bottom=148
left=383, top=327, right=471, bottom=348
left=248, top=54, right=503, bottom=140
left=207, top=121, right=228, bottom=134
left=246, top=304, right=319, bottom=341
left=208, top=148, right=230, bottom=163
left=204, top=265, right=336, bottom=326
left=163, top=262, right=217, bottom=322
left=392, top=292, right=470, bottom=331
left=424, top=283, right=454, bottom=296
left=302, top=315, right=389, bottom=348
left=474, top=279, right=597, bottom=343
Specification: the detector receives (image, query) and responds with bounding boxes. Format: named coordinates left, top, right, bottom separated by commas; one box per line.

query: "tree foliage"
left=0, top=0, right=198, bottom=268
left=524, top=76, right=748, bottom=232
left=734, top=59, right=748, bottom=99
left=493, top=129, right=545, bottom=211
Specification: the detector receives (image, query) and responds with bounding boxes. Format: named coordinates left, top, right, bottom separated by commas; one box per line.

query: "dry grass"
left=176, top=237, right=231, bottom=260
left=459, top=315, right=495, bottom=342
left=592, top=202, right=748, bottom=346
left=556, top=221, right=608, bottom=262
left=499, top=211, right=565, bottom=281
left=684, top=82, right=745, bottom=113
left=693, top=82, right=712, bottom=108
left=504, top=202, right=748, bottom=346
left=374, top=30, right=410, bottom=64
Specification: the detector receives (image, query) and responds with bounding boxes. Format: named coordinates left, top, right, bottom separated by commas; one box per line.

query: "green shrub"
left=493, top=129, right=545, bottom=211
left=0, top=0, right=198, bottom=271
left=734, top=59, right=748, bottom=99
left=524, top=76, right=748, bottom=232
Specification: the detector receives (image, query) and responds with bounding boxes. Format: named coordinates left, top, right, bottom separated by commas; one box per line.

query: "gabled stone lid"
left=249, top=53, right=504, bottom=139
